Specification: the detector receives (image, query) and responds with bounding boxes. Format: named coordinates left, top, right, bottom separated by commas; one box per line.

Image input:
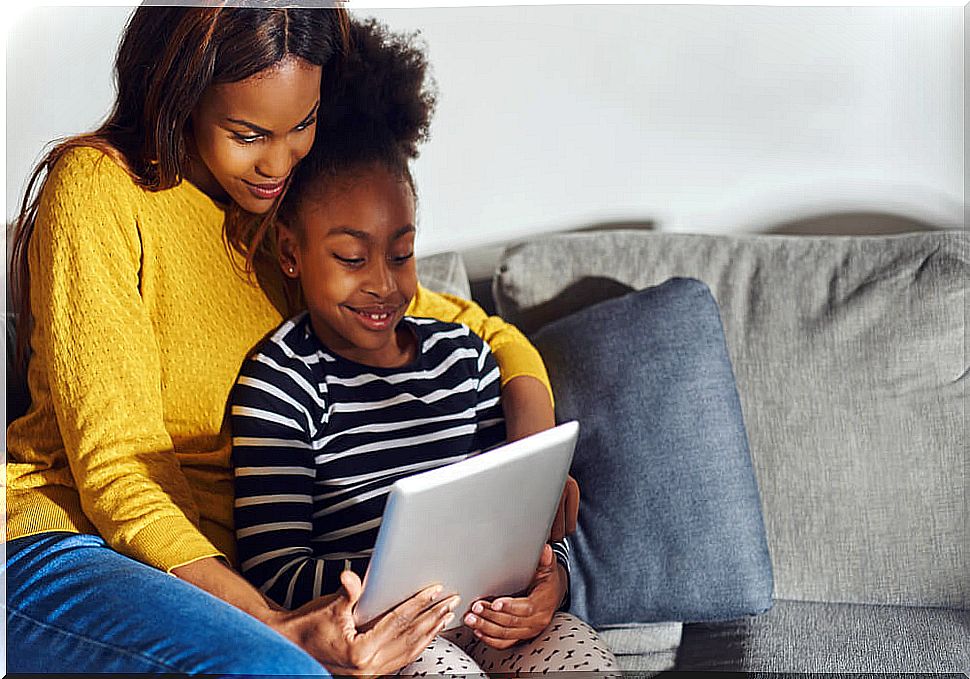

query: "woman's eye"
left=296, top=117, right=317, bottom=131
left=391, top=252, right=414, bottom=265
left=233, top=133, right=262, bottom=145
left=334, top=254, right=365, bottom=267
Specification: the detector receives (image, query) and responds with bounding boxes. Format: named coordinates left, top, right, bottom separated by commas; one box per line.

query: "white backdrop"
left=5, top=4, right=966, bottom=257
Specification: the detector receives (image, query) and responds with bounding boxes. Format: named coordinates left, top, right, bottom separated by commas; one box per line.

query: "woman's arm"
left=408, top=285, right=554, bottom=438
left=31, top=148, right=219, bottom=570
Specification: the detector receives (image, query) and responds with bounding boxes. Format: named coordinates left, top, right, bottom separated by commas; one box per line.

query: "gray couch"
left=8, top=231, right=968, bottom=672
left=423, top=229, right=969, bottom=673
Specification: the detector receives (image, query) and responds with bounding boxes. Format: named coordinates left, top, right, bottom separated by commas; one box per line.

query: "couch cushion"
left=533, top=279, right=773, bottom=626
left=598, top=622, right=682, bottom=673
left=495, top=230, right=969, bottom=609
left=416, top=251, right=471, bottom=301
left=676, top=599, right=970, bottom=672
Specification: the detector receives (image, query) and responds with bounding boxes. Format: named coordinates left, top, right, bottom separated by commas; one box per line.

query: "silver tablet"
left=353, top=420, right=579, bottom=630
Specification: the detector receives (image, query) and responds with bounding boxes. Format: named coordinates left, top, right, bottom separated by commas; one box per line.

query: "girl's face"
left=280, top=165, right=419, bottom=368
left=188, top=56, right=322, bottom=214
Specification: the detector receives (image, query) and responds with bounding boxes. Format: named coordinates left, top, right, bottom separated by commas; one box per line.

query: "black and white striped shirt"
left=230, top=313, right=567, bottom=609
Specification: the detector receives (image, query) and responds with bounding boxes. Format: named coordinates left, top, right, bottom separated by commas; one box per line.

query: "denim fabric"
left=533, top=278, right=773, bottom=626
left=3, top=532, right=328, bottom=676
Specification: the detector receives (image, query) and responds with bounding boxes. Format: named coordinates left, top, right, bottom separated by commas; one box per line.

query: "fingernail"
left=465, top=613, right=477, bottom=625
left=431, top=586, right=443, bottom=600
left=493, top=601, right=503, bottom=612
left=472, top=602, right=483, bottom=614
left=444, top=612, right=455, bottom=625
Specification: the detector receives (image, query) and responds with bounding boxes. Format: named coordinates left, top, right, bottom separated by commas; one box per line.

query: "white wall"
left=5, top=4, right=965, bottom=258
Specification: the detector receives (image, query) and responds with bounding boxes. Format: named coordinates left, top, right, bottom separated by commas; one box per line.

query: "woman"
left=4, top=7, right=570, bottom=675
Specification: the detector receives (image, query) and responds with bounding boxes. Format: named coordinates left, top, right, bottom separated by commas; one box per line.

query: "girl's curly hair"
left=280, top=17, right=437, bottom=228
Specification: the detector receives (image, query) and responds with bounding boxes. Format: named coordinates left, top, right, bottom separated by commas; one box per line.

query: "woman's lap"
left=3, top=531, right=327, bottom=676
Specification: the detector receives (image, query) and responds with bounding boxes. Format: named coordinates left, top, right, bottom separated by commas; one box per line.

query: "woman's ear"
left=278, top=222, right=301, bottom=279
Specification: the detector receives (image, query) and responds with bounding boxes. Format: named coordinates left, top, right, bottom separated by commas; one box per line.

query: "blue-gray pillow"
left=533, top=277, right=773, bottom=626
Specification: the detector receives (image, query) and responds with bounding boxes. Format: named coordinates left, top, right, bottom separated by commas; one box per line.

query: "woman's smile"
left=243, top=177, right=288, bottom=201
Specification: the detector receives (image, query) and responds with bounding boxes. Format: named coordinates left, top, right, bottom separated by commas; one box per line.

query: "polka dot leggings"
left=398, top=612, right=620, bottom=677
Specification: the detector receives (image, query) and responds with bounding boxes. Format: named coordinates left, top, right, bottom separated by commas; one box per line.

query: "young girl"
left=5, top=7, right=559, bottom=676
left=231, top=18, right=618, bottom=676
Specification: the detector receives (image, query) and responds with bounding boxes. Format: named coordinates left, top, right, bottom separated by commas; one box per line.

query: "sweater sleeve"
left=28, top=148, right=219, bottom=571
left=231, top=353, right=335, bottom=609
left=407, top=285, right=553, bottom=405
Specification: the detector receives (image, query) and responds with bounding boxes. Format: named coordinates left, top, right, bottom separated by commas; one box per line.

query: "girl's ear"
left=278, top=222, right=301, bottom=278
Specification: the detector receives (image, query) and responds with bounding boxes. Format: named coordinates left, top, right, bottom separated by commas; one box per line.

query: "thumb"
left=539, top=543, right=554, bottom=568
left=340, top=569, right=364, bottom=605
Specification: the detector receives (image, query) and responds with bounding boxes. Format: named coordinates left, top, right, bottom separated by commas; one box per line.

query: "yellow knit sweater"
left=5, top=147, right=550, bottom=572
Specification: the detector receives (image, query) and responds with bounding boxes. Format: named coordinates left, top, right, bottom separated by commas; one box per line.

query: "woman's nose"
left=256, top=140, right=300, bottom=179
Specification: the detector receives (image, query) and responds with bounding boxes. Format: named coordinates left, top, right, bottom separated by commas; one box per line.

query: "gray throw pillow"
left=534, top=277, right=773, bottom=626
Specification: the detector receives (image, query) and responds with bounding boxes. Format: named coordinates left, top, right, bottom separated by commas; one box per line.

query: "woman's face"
left=188, top=56, right=322, bottom=214
left=280, top=165, right=419, bottom=369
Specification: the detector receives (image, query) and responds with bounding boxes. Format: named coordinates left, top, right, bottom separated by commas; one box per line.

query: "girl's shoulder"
left=404, top=316, right=488, bottom=353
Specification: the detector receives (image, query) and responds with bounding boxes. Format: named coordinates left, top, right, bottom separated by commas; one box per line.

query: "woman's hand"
left=173, top=558, right=456, bottom=676
left=461, top=544, right=566, bottom=650
left=276, top=569, right=459, bottom=676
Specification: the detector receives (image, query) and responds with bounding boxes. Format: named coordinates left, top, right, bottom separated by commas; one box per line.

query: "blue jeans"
left=3, top=532, right=328, bottom=675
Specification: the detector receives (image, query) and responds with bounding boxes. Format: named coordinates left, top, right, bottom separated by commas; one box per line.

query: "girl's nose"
left=364, top=260, right=397, bottom=298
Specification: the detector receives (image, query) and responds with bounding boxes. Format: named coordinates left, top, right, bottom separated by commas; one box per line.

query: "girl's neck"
left=309, top=315, right=418, bottom=370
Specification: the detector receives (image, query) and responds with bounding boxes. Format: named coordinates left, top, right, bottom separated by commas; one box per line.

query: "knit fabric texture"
left=5, top=146, right=550, bottom=572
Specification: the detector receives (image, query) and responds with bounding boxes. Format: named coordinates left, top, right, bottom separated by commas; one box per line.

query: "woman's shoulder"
left=41, top=145, right=141, bottom=209
left=48, top=145, right=134, bottom=186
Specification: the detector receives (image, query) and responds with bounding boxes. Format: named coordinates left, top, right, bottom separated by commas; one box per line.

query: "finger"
left=467, top=600, right=521, bottom=628
left=368, top=596, right=458, bottom=673
left=485, top=596, right=536, bottom=618
left=466, top=613, right=535, bottom=640
left=564, top=475, right=580, bottom=534
left=538, top=543, right=554, bottom=568
left=339, top=569, right=364, bottom=605
left=549, top=491, right=567, bottom=542
left=387, top=583, right=449, bottom=621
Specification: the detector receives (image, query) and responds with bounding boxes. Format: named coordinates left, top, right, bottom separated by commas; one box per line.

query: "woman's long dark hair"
left=8, top=5, right=350, bottom=375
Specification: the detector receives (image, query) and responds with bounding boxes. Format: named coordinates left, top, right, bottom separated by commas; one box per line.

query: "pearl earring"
left=288, top=266, right=295, bottom=275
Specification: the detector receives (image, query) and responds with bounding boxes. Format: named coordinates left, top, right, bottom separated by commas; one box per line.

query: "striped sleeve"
left=230, top=353, right=330, bottom=609
left=552, top=536, right=571, bottom=612
left=471, top=338, right=507, bottom=453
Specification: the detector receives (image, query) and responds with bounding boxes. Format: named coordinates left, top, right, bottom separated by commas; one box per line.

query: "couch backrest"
left=494, top=230, right=968, bottom=609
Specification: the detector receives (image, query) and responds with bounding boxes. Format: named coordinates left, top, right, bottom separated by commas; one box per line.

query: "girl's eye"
left=334, top=254, right=365, bottom=267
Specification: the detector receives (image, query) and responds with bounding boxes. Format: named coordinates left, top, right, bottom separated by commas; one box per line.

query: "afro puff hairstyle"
left=280, top=17, right=437, bottom=227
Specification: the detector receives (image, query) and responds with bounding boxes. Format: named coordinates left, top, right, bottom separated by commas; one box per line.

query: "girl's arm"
left=408, top=285, right=554, bottom=439
left=230, top=355, right=337, bottom=609
left=30, top=147, right=219, bottom=571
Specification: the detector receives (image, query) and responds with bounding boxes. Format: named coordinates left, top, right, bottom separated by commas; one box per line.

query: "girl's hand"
left=462, top=544, right=566, bottom=650
left=276, top=570, right=459, bottom=676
